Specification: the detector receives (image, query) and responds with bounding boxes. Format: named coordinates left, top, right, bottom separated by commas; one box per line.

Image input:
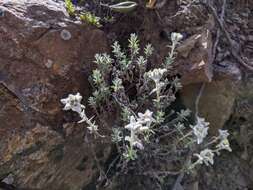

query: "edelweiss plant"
left=61, top=33, right=232, bottom=185
left=61, top=93, right=101, bottom=136
left=191, top=116, right=209, bottom=144
left=123, top=110, right=155, bottom=160
left=189, top=129, right=232, bottom=169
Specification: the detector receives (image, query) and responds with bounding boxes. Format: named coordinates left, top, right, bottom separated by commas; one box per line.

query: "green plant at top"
left=64, top=0, right=102, bottom=27
left=65, top=0, right=75, bottom=16
left=80, top=12, right=102, bottom=27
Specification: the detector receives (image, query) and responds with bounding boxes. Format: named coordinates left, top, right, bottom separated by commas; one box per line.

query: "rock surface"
left=176, top=28, right=214, bottom=85
left=181, top=79, right=237, bottom=134
left=0, top=0, right=109, bottom=189
left=0, top=0, right=251, bottom=189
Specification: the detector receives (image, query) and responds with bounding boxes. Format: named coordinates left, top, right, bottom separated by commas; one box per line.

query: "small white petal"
left=139, top=126, right=149, bottom=132
left=125, top=136, right=131, bottom=142
left=218, top=129, right=229, bottom=140
left=60, top=98, right=68, bottom=104
left=195, top=149, right=214, bottom=166
left=72, top=106, right=82, bottom=114
left=63, top=103, right=71, bottom=110
left=133, top=141, right=144, bottom=150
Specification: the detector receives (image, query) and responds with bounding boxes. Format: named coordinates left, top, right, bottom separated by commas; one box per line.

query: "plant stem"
left=155, top=82, right=161, bottom=111
left=170, top=43, right=176, bottom=59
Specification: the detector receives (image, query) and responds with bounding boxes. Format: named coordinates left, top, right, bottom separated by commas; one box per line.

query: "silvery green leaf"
left=109, top=1, right=138, bottom=13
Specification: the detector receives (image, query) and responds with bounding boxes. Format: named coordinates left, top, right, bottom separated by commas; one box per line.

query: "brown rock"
left=176, top=29, right=213, bottom=85
left=213, top=61, right=242, bottom=81
left=0, top=0, right=110, bottom=189
left=181, top=79, right=237, bottom=134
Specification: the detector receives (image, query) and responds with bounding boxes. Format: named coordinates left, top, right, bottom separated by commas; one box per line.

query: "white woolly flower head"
left=194, top=148, right=214, bottom=166
left=216, top=138, right=232, bottom=153
left=216, top=130, right=231, bottom=153
left=137, top=109, right=155, bottom=126
left=171, top=32, right=183, bottom=43
left=147, top=68, right=167, bottom=83
left=124, top=114, right=151, bottom=150
left=191, top=117, right=209, bottom=144
left=60, top=92, right=84, bottom=113
left=125, top=115, right=150, bottom=132
left=218, top=129, right=229, bottom=140
left=125, top=116, right=142, bottom=131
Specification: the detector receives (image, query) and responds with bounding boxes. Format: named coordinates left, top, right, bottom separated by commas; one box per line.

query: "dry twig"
left=203, top=0, right=253, bottom=71
left=195, top=83, right=206, bottom=119
left=212, top=0, right=226, bottom=61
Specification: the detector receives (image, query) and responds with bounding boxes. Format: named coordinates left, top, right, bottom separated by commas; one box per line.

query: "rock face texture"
left=0, top=0, right=109, bottom=189
left=181, top=79, right=237, bottom=134
left=176, top=27, right=214, bottom=85
left=0, top=0, right=251, bottom=190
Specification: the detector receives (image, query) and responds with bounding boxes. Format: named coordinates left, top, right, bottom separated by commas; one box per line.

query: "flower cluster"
left=218, top=129, right=229, bottom=140
left=61, top=92, right=84, bottom=113
left=193, top=148, right=214, bottom=166
left=190, top=128, right=232, bottom=169
left=191, top=117, right=209, bottom=144
left=165, top=32, right=184, bottom=67
left=215, top=129, right=232, bottom=154
left=125, top=110, right=154, bottom=148
left=124, top=110, right=154, bottom=160
left=147, top=68, right=167, bottom=84
left=216, top=138, right=232, bottom=153
left=147, top=68, right=168, bottom=114
left=61, top=93, right=99, bottom=134
left=171, top=32, right=184, bottom=43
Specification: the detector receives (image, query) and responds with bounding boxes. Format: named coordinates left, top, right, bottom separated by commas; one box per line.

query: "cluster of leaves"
left=65, top=0, right=75, bottom=16
left=84, top=33, right=190, bottom=160
left=80, top=12, right=101, bottom=27
left=64, top=0, right=140, bottom=27
left=61, top=33, right=232, bottom=185
left=65, top=0, right=101, bottom=27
